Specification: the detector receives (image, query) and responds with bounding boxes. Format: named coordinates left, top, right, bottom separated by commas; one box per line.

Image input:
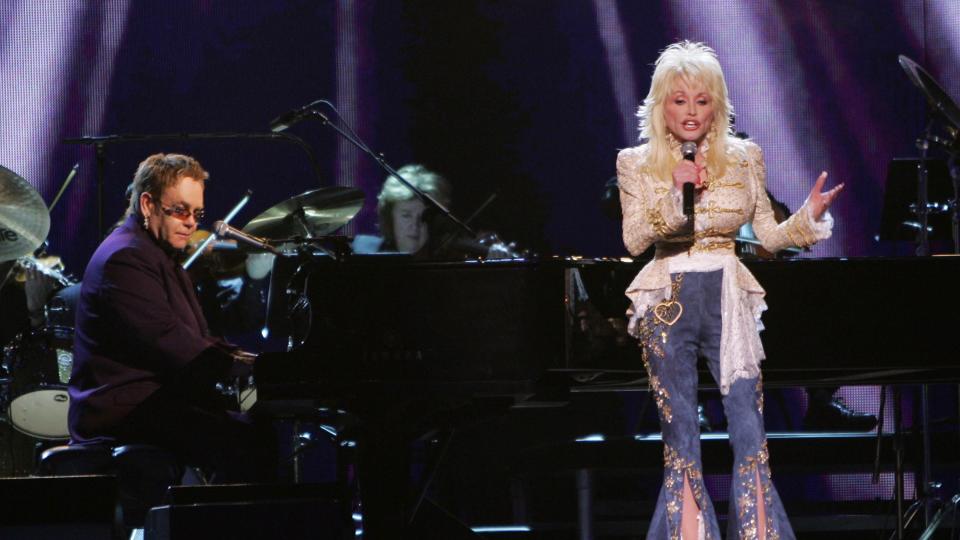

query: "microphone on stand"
left=269, top=101, right=328, bottom=132
left=213, top=221, right=279, bottom=254
left=680, top=141, right=697, bottom=217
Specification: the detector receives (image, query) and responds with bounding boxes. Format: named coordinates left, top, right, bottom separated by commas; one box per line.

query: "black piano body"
left=252, top=254, right=960, bottom=537
left=255, top=255, right=571, bottom=538
left=255, top=256, right=567, bottom=408
left=257, top=254, right=960, bottom=395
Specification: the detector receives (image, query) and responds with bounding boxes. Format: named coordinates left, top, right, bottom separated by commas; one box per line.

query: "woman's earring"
left=143, top=215, right=150, bottom=229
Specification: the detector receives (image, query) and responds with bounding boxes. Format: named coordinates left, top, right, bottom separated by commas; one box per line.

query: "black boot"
left=803, top=396, right=878, bottom=431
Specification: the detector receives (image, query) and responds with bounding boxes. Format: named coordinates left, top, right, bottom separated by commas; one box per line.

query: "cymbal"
left=0, top=165, right=49, bottom=262
left=242, top=186, right=364, bottom=240
left=899, top=55, right=960, bottom=131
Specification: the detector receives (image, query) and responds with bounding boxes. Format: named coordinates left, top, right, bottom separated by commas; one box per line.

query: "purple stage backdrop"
left=1, top=1, right=958, bottom=273
left=1, top=0, right=959, bottom=511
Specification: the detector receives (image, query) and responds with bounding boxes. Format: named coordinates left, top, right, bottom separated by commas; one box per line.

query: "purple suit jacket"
left=68, top=215, right=233, bottom=443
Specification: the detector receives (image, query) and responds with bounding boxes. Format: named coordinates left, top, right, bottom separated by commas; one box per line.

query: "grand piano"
left=253, top=253, right=960, bottom=538
left=257, top=254, right=960, bottom=390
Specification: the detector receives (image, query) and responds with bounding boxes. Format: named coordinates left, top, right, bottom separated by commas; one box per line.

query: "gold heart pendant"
left=653, top=300, right=683, bottom=326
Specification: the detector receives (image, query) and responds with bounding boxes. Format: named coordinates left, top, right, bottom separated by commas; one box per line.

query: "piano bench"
left=38, top=444, right=115, bottom=476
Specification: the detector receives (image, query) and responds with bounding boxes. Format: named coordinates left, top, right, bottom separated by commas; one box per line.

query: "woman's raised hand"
left=807, top=171, right=844, bottom=221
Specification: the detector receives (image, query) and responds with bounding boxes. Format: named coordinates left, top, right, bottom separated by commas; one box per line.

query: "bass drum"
left=3, top=326, right=73, bottom=440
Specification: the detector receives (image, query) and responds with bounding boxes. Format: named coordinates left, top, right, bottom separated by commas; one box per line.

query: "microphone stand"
left=182, top=190, right=252, bottom=270
left=297, top=109, right=478, bottom=241
left=63, top=131, right=324, bottom=239
left=433, top=190, right=499, bottom=255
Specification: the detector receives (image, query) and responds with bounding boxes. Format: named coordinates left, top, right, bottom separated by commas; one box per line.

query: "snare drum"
left=3, top=326, right=73, bottom=439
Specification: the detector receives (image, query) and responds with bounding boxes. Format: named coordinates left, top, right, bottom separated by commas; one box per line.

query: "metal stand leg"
left=885, top=384, right=948, bottom=540
left=918, top=494, right=960, bottom=540
left=894, top=387, right=905, bottom=540
left=576, top=468, right=595, bottom=540
left=913, top=383, right=960, bottom=539
left=921, top=384, right=933, bottom=527
left=291, top=420, right=303, bottom=483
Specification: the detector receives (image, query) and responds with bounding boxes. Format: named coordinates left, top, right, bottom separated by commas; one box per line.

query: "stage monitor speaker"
left=0, top=474, right=118, bottom=539
left=145, top=483, right=348, bottom=540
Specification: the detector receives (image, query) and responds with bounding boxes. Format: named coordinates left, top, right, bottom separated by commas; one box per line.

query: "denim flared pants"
left=638, top=271, right=795, bottom=540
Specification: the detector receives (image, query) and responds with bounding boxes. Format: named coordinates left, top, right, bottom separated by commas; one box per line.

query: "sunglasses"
left=159, top=202, right=205, bottom=223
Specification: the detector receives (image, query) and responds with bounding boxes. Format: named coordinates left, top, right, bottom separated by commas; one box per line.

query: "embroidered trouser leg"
left=695, top=278, right=795, bottom=540
left=641, top=271, right=722, bottom=540
left=718, top=376, right=795, bottom=539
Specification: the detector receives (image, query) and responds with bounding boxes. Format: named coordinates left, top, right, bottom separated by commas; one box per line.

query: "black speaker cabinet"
left=145, top=483, right=348, bottom=539
left=0, top=474, right=118, bottom=539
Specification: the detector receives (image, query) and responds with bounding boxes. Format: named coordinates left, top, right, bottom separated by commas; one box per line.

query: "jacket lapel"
left=172, top=262, right=209, bottom=337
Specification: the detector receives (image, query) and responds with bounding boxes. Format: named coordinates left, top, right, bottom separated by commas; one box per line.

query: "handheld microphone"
left=268, top=101, right=328, bottom=132
left=680, top=141, right=697, bottom=216
left=213, top=221, right=279, bottom=254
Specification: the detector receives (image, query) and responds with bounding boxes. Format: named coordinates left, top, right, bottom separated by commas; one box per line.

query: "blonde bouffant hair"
left=638, top=41, right=737, bottom=182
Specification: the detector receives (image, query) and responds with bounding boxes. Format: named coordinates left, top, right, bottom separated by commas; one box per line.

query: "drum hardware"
left=892, top=57, right=960, bottom=538
left=12, top=253, right=74, bottom=288
left=44, top=283, right=80, bottom=329
left=46, top=162, right=79, bottom=217
left=871, top=382, right=956, bottom=540
left=918, top=494, right=960, bottom=540
left=898, top=55, right=960, bottom=256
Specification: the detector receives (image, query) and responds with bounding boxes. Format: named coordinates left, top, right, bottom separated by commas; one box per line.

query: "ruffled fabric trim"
left=805, top=205, right=833, bottom=239
left=626, top=253, right=767, bottom=395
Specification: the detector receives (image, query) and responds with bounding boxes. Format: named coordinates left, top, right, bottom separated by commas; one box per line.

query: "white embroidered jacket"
left=617, top=137, right=832, bottom=394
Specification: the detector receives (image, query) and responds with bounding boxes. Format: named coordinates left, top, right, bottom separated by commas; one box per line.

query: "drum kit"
left=0, top=164, right=76, bottom=444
